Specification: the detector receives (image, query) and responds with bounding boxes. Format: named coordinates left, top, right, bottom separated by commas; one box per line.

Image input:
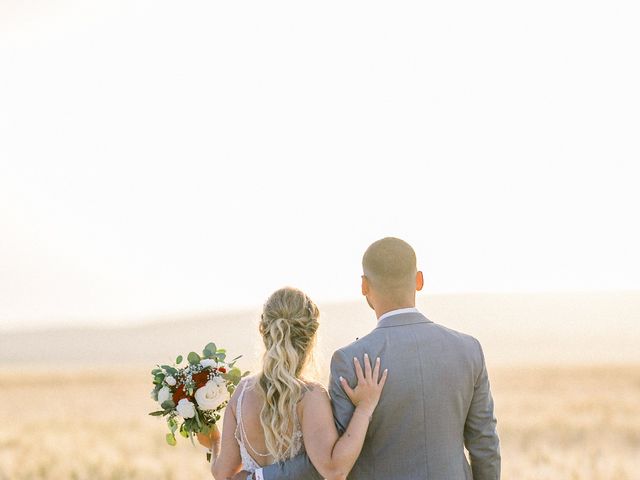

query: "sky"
left=1, top=0, right=639, bottom=330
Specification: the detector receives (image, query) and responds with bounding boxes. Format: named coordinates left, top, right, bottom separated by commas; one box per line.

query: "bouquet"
left=149, top=342, right=248, bottom=458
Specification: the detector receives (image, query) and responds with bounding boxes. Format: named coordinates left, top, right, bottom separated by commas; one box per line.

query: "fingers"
left=372, top=356, right=381, bottom=380
left=363, top=353, right=372, bottom=380
left=339, top=375, right=355, bottom=398
left=379, top=368, right=389, bottom=389
left=354, top=357, right=365, bottom=382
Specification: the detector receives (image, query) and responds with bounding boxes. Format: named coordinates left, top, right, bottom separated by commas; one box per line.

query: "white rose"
left=195, top=379, right=228, bottom=411
left=165, top=376, right=177, bottom=386
left=176, top=398, right=196, bottom=418
left=211, top=375, right=226, bottom=388
left=157, top=386, right=171, bottom=405
left=199, top=359, right=218, bottom=369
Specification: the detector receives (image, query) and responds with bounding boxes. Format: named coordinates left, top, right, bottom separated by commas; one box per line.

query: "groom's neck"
left=374, top=299, right=416, bottom=320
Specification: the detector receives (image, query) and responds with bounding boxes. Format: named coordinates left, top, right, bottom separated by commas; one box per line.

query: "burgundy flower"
left=192, top=371, right=209, bottom=388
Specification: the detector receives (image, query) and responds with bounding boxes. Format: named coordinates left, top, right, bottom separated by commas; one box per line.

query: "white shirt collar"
left=377, top=307, right=420, bottom=324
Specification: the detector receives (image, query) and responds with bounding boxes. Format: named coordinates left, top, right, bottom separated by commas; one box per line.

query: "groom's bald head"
left=362, top=237, right=418, bottom=296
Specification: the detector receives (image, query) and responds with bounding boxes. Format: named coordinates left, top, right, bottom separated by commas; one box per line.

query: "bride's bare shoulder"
left=300, top=380, right=329, bottom=401
left=230, top=375, right=257, bottom=403
left=298, top=381, right=332, bottom=423
left=240, top=374, right=260, bottom=388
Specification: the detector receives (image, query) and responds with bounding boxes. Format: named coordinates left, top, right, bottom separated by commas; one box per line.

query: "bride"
left=197, top=286, right=387, bottom=480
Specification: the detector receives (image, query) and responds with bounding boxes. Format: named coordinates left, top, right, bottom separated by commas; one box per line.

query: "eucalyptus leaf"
left=176, top=355, right=183, bottom=364
left=161, top=365, right=178, bottom=376
left=161, top=400, right=175, bottom=410
left=187, top=352, right=201, bottom=365
left=168, top=417, right=178, bottom=433
left=203, top=342, right=217, bottom=358
left=184, top=418, right=194, bottom=431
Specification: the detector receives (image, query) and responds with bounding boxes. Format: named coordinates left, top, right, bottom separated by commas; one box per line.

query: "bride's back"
left=236, top=286, right=319, bottom=469
left=234, top=376, right=306, bottom=468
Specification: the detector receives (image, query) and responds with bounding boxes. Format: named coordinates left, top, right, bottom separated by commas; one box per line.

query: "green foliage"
left=187, top=351, right=201, bottom=365
left=228, top=355, right=242, bottom=368
left=176, top=355, right=183, bottom=364
left=150, top=385, right=160, bottom=401
left=161, top=365, right=178, bottom=376
left=148, top=411, right=164, bottom=416
left=222, top=367, right=243, bottom=385
left=165, top=433, right=177, bottom=446
left=167, top=417, right=178, bottom=433
left=160, top=400, right=175, bottom=410
left=202, top=342, right=217, bottom=358
left=183, top=417, right=198, bottom=432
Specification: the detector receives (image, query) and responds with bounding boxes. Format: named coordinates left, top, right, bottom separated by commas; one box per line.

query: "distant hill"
left=1, top=291, right=639, bottom=370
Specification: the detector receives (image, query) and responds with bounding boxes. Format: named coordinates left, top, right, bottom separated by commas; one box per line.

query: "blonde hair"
left=258, top=287, right=319, bottom=461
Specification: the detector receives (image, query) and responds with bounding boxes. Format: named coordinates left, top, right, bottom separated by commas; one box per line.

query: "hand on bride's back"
left=340, top=353, right=388, bottom=415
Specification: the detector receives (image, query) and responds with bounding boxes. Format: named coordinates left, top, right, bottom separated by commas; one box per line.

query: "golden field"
left=2, top=293, right=640, bottom=479
left=3, top=365, right=639, bottom=480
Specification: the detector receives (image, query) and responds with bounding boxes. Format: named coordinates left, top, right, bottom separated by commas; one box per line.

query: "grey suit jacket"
left=262, top=311, right=501, bottom=479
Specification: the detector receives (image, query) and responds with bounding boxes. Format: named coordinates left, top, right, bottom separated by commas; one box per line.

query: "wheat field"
left=3, top=364, right=639, bottom=480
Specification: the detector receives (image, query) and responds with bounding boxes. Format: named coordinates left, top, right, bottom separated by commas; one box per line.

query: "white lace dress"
left=234, top=382, right=304, bottom=473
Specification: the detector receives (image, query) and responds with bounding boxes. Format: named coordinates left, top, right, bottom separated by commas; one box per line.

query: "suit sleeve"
left=328, top=348, right=356, bottom=434
left=463, top=339, right=501, bottom=480
left=261, top=452, right=323, bottom=480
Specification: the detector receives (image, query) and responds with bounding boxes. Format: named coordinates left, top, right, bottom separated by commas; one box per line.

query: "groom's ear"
left=416, top=271, right=424, bottom=291
left=361, top=275, right=370, bottom=296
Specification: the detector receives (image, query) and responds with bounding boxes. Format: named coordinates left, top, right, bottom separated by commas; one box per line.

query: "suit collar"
left=377, top=307, right=420, bottom=324
left=375, top=311, right=433, bottom=329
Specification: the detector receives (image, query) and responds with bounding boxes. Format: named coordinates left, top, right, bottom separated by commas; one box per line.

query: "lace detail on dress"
left=234, top=381, right=304, bottom=473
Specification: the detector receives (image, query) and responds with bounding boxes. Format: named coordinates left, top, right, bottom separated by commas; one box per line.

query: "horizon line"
left=1, top=287, right=638, bottom=334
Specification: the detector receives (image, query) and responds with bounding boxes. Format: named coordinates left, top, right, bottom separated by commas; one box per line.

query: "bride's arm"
left=198, top=386, right=243, bottom=479
left=301, top=355, right=387, bottom=480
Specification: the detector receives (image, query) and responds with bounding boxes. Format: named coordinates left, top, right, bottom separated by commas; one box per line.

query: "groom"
left=241, top=237, right=500, bottom=479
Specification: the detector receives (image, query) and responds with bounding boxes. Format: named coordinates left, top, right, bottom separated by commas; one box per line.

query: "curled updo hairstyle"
left=258, top=287, right=319, bottom=462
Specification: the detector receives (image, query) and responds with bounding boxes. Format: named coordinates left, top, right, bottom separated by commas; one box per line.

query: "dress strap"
left=236, top=382, right=245, bottom=425
left=235, top=379, right=270, bottom=459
